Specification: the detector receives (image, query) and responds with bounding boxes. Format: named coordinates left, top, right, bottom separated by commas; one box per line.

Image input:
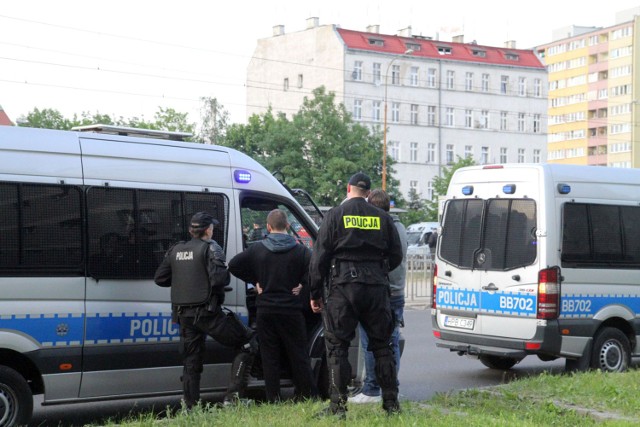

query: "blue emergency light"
left=234, top=169, right=252, bottom=184
left=557, top=183, right=571, bottom=194
left=462, top=185, right=474, bottom=195
left=503, top=184, right=516, bottom=194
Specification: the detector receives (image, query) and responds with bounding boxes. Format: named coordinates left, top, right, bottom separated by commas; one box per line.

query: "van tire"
left=0, top=366, right=33, bottom=427
left=590, top=327, right=630, bottom=372
left=478, top=355, right=519, bottom=370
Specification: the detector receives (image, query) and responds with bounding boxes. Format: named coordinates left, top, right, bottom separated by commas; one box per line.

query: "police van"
left=432, top=163, right=640, bottom=372
left=0, top=125, right=339, bottom=425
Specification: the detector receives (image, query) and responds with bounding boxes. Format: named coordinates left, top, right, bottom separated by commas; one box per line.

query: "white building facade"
left=247, top=19, right=548, bottom=201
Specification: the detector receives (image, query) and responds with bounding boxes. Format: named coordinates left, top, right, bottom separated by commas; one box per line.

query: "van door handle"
left=482, top=283, right=498, bottom=291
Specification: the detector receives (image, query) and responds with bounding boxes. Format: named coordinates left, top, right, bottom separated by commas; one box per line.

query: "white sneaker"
left=348, top=392, right=382, bottom=404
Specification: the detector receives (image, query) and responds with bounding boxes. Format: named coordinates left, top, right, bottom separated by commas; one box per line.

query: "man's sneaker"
left=348, top=392, right=382, bottom=404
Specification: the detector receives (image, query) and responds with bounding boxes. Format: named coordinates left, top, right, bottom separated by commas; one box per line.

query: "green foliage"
left=198, top=97, right=229, bottom=144
left=425, top=156, right=476, bottom=216
left=401, top=187, right=431, bottom=226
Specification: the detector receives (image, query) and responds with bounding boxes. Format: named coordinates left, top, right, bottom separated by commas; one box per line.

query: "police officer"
left=154, top=212, right=257, bottom=409
left=309, top=173, right=403, bottom=418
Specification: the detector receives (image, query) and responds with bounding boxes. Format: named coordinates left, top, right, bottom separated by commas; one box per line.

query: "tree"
left=19, top=108, right=73, bottom=130
left=426, top=156, right=476, bottom=218
left=198, top=97, right=229, bottom=145
left=402, top=187, right=430, bottom=225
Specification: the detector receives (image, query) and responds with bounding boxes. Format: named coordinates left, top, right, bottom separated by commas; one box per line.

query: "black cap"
left=348, top=172, right=371, bottom=190
left=190, top=211, right=219, bottom=229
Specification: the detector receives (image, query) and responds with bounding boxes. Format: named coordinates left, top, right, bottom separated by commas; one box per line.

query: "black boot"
left=223, top=351, right=255, bottom=405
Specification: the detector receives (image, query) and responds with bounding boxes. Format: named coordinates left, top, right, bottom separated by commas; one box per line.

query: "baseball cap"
left=348, top=172, right=371, bottom=190
left=190, top=211, right=219, bottom=228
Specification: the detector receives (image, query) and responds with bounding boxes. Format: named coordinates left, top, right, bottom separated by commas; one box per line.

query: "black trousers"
left=256, top=310, right=314, bottom=402
left=322, top=282, right=398, bottom=409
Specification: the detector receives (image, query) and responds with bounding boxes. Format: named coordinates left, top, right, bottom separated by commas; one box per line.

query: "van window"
left=562, top=202, right=640, bottom=268
left=0, top=182, right=84, bottom=275
left=440, top=198, right=537, bottom=270
left=87, top=187, right=229, bottom=279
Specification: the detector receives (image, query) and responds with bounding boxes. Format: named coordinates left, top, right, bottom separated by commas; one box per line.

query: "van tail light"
left=431, top=264, right=438, bottom=309
left=537, top=266, right=560, bottom=319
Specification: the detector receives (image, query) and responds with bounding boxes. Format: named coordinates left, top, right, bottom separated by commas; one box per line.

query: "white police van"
left=432, top=163, right=640, bottom=372
left=0, top=125, right=337, bottom=425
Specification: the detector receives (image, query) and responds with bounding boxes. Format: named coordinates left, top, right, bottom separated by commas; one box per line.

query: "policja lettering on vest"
left=343, top=215, right=381, bottom=230
left=176, top=251, right=194, bottom=261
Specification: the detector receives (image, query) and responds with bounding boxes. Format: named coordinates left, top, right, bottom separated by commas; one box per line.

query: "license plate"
left=444, top=315, right=475, bottom=330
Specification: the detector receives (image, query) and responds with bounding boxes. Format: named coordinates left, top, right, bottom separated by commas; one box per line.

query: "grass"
left=100, top=369, right=640, bottom=426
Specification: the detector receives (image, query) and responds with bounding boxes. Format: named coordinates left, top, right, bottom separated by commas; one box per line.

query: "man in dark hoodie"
left=228, top=209, right=314, bottom=403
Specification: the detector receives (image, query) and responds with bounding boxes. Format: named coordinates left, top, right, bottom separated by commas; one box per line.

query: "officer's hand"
left=310, top=298, right=323, bottom=313
left=292, top=284, right=303, bottom=296
left=256, top=282, right=263, bottom=294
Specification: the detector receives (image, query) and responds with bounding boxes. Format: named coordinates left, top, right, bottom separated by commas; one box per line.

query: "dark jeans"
left=256, top=310, right=314, bottom=402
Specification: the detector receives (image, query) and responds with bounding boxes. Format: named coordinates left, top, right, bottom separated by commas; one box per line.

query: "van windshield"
left=406, top=231, right=422, bottom=245
left=440, top=198, right=537, bottom=271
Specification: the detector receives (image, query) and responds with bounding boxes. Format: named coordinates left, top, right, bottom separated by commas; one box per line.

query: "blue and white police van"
left=0, top=125, right=336, bottom=426
left=432, top=163, right=640, bottom=372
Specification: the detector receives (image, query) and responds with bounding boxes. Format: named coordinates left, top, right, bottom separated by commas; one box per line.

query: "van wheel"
left=0, top=366, right=33, bottom=427
left=478, top=355, right=519, bottom=370
left=590, top=327, right=630, bottom=372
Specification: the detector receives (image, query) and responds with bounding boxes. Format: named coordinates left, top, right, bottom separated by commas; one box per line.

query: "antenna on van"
left=71, top=124, right=192, bottom=141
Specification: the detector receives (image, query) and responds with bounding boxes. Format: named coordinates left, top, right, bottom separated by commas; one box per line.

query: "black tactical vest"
left=169, top=238, right=210, bottom=305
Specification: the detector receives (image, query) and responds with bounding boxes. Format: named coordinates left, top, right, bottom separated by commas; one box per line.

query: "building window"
left=389, top=141, right=400, bottom=161
left=297, top=74, right=303, bottom=88
left=369, top=38, right=384, bottom=47
left=391, top=65, right=400, bottom=85
left=445, top=107, right=454, bottom=126
left=373, top=101, right=382, bottom=122
left=465, top=72, right=473, bottom=91
left=464, top=145, right=473, bottom=159
left=518, top=148, right=525, bottom=163
left=533, top=114, right=541, bottom=133
left=410, top=104, right=418, bottom=125
left=534, top=78, right=542, bottom=97
left=373, top=63, right=381, bottom=84
left=353, top=61, right=363, bottom=81
left=427, top=106, right=436, bottom=126
left=481, top=110, right=489, bottom=129
left=410, top=66, right=419, bottom=86
left=410, top=180, right=419, bottom=194
left=500, top=75, right=509, bottom=94
left=410, top=142, right=418, bottom=162
left=500, top=111, right=508, bottom=131
left=391, top=102, right=400, bottom=123
left=438, top=46, right=452, bottom=55
left=481, top=146, right=489, bottom=164
left=518, top=77, right=526, bottom=96
left=427, top=181, right=434, bottom=200
left=482, top=73, right=489, bottom=92
left=533, top=149, right=541, bottom=163
left=427, top=143, right=436, bottom=163
left=500, top=147, right=507, bottom=163
left=446, top=70, right=455, bottom=89
left=427, top=68, right=437, bottom=88
left=353, top=99, right=362, bottom=120
left=446, top=144, right=454, bottom=164
left=518, top=113, right=526, bottom=132
left=284, top=78, right=289, bottom=91
left=465, top=110, right=473, bottom=128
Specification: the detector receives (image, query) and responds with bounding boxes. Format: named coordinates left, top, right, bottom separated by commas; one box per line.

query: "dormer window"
left=505, top=52, right=519, bottom=61
left=472, top=49, right=486, bottom=57
left=369, top=38, right=384, bottom=47
left=437, top=46, right=452, bottom=55
left=406, top=42, right=421, bottom=51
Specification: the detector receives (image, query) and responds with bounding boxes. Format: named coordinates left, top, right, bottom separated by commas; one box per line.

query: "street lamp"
left=382, top=49, right=413, bottom=191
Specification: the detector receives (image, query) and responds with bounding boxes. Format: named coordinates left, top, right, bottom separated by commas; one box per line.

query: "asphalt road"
left=29, top=307, right=568, bottom=426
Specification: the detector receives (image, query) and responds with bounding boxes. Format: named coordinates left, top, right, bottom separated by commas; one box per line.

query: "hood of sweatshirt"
left=261, top=233, right=298, bottom=253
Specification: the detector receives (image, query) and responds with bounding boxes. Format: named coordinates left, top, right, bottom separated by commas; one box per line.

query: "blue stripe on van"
left=560, top=294, right=640, bottom=319
left=436, top=287, right=537, bottom=317
left=0, top=313, right=84, bottom=346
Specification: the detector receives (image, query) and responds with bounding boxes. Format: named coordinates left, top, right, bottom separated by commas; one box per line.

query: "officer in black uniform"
left=309, top=173, right=403, bottom=418
left=154, top=212, right=257, bottom=408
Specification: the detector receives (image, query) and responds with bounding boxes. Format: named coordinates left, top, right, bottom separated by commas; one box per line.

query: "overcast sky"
left=1, top=0, right=639, bottom=125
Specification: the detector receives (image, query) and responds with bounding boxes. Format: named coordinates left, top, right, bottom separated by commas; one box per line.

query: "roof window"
left=437, top=46, right=452, bottom=55
left=369, top=38, right=384, bottom=46
left=505, top=52, right=519, bottom=61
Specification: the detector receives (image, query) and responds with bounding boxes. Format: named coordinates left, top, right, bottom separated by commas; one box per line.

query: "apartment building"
left=535, top=7, right=640, bottom=168
left=247, top=18, right=548, bottom=200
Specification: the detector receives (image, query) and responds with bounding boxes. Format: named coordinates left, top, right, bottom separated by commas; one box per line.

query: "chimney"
left=306, top=17, right=319, bottom=29
left=452, top=34, right=464, bottom=44
left=397, top=26, right=412, bottom=37
left=366, top=24, right=380, bottom=34
left=504, top=40, right=516, bottom=49
left=273, top=25, right=285, bottom=37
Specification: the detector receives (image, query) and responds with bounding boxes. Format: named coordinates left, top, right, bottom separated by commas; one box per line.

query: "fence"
left=405, top=246, right=433, bottom=305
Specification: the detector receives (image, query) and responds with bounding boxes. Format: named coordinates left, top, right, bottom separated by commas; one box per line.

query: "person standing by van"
left=349, top=189, right=407, bottom=404
left=309, top=172, right=403, bottom=418
left=154, top=212, right=258, bottom=409
left=228, top=209, right=315, bottom=403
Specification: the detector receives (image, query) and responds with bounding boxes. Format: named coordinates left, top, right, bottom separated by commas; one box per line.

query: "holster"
left=330, top=259, right=388, bottom=285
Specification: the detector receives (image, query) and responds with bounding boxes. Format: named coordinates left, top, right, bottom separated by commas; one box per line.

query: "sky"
left=1, top=0, right=640, bottom=126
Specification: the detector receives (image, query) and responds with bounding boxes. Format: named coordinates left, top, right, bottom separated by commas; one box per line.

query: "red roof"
left=337, top=28, right=545, bottom=69
left=0, top=105, right=13, bottom=126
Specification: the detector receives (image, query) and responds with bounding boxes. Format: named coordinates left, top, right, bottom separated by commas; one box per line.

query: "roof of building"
left=0, top=105, right=13, bottom=126
left=336, top=28, right=545, bottom=69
